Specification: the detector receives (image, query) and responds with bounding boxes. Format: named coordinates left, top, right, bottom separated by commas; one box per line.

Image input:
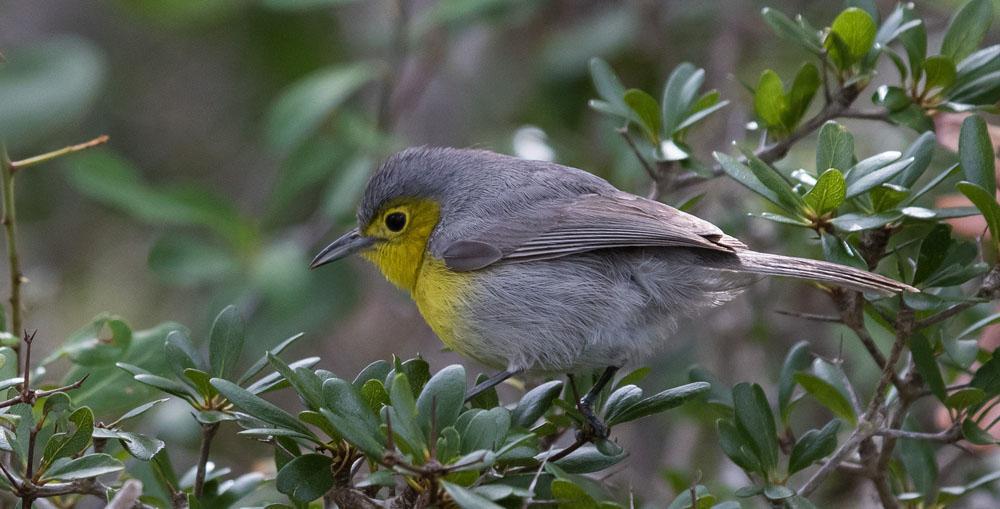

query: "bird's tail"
left=729, top=250, right=917, bottom=295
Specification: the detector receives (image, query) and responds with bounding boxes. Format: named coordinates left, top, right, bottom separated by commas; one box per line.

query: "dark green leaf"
left=821, top=233, right=867, bottom=270
left=512, top=380, right=563, bottom=428
left=442, top=481, right=505, bottom=509
left=816, top=121, right=854, bottom=173
left=606, top=381, right=709, bottom=425
left=41, top=453, right=123, bottom=481
left=275, top=453, right=334, bottom=503
left=794, top=372, right=857, bottom=425
left=959, top=115, right=997, bottom=196
left=41, top=407, right=93, bottom=470
left=239, top=332, right=306, bottom=385
left=552, top=444, right=626, bottom=474
left=788, top=420, right=841, bottom=474
left=715, top=152, right=785, bottom=207
left=416, top=365, right=466, bottom=436
left=209, top=305, right=245, bottom=379
left=845, top=156, right=913, bottom=198
left=922, top=56, right=957, bottom=93
left=895, top=131, right=937, bottom=187
left=732, top=383, right=778, bottom=474
left=717, top=419, right=763, bottom=473
left=623, top=89, right=662, bottom=143
left=210, top=378, right=312, bottom=436
left=117, top=431, right=165, bottom=461
left=787, top=63, right=820, bottom=126
left=956, top=181, right=1000, bottom=256
left=321, top=378, right=386, bottom=458
left=913, top=224, right=953, bottom=285
left=742, top=150, right=804, bottom=213
left=941, top=0, right=994, bottom=63
left=760, top=8, right=822, bottom=53
left=830, top=211, right=903, bottom=232
left=961, top=418, right=996, bottom=445
left=970, top=350, right=1000, bottom=397
left=588, top=57, right=631, bottom=119
left=386, top=373, right=426, bottom=454
left=899, top=417, right=938, bottom=502
left=779, top=341, right=811, bottom=424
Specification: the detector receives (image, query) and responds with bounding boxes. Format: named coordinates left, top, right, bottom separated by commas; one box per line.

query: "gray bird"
left=312, top=147, right=914, bottom=435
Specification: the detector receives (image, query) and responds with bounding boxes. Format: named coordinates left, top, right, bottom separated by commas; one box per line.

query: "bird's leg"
left=464, top=368, right=521, bottom=402
left=575, top=366, right=619, bottom=440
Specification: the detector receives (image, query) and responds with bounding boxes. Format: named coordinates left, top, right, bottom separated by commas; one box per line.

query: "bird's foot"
left=576, top=398, right=609, bottom=440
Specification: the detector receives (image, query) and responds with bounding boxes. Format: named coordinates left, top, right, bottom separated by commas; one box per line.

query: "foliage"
left=0, top=0, right=998, bottom=507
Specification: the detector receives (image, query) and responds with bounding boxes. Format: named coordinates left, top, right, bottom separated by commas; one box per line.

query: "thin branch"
left=875, top=426, right=961, bottom=443
left=193, top=422, right=220, bottom=498
left=0, top=374, right=88, bottom=410
left=839, top=108, right=891, bottom=121
left=774, top=309, right=843, bottom=323
left=799, top=418, right=878, bottom=496
left=1, top=142, right=23, bottom=348
left=9, top=135, right=109, bottom=171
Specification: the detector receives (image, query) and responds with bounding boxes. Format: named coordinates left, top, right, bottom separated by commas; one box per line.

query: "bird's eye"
left=384, top=212, right=407, bottom=232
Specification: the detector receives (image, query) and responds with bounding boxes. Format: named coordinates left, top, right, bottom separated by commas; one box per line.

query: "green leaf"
left=961, top=418, right=996, bottom=445
left=826, top=8, right=877, bottom=69
left=116, top=431, right=166, bottom=461
left=353, top=360, right=391, bottom=389
left=321, top=378, right=386, bottom=458
left=845, top=157, right=913, bottom=198
left=803, top=169, right=846, bottom=216
left=266, top=63, right=381, bottom=153
left=359, top=378, right=390, bottom=414
left=959, top=115, right=997, bottom=196
left=623, top=89, right=662, bottom=143
left=899, top=417, right=939, bottom=502
left=386, top=373, right=426, bottom=454
left=787, top=63, right=820, bottom=127
left=970, top=350, right=1000, bottom=397
left=761, top=7, right=822, bottom=53
left=275, top=453, right=334, bottom=503
left=899, top=19, right=927, bottom=78
left=922, top=56, right=957, bottom=93
left=946, top=387, right=985, bottom=410
left=442, top=481, right=505, bottom=509
left=164, top=330, right=202, bottom=379
left=209, top=378, right=312, bottom=436
left=778, top=341, right=811, bottom=424
left=512, top=380, right=563, bottom=428
left=552, top=444, right=626, bottom=474
left=606, top=382, right=709, bottom=425
left=588, top=57, right=631, bottom=119
left=55, top=314, right=133, bottom=367
left=209, top=305, right=245, bottom=380
left=41, top=453, right=123, bottom=481
left=956, top=181, right=1000, bottom=256
left=416, top=365, right=466, bottom=437
left=913, top=224, right=953, bottom=285
left=788, top=420, right=841, bottom=474
left=460, top=407, right=510, bottom=454
left=754, top=70, right=789, bottom=132
left=266, top=353, right=323, bottom=410
left=794, top=372, right=857, bottom=425
left=40, top=407, right=94, bottom=470
left=666, top=485, right=716, bottom=509
left=732, top=383, right=778, bottom=474
left=132, top=374, right=197, bottom=402
left=941, top=0, right=994, bottom=63
left=0, top=37, right=105, bottom=151
left=715, top=152, right=785, bottom=207
left=821, top=233, right=867, bottom=270
left=661, top=63, right=704, bottom=135
left=716, top=419, right=763, bottom=473
left=816, top=121, right=854, bottom=174
left=895, top=131, right=937, bottom=187
left=742, top=150, right=804, bottom=213
left=239, top=332, right=306, bottom=385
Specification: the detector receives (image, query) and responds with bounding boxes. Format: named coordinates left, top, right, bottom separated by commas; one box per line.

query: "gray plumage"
left=353, top=147, right=915, bottom=372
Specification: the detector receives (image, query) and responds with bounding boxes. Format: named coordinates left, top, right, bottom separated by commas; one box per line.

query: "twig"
left=0, top=375, right=89, bottom=410
left=1, top=143, right=24, bottom=348
left=774, top=309, right=843, bottom=323
left=798, top=419, right=877, bottom=496
left=193, top=422, right=220, bottom=498
left=9, top=135, right=109, bottom=171
left=875, top=426, right=961, bottom=443
left=840, top=108, right=890, bottom=121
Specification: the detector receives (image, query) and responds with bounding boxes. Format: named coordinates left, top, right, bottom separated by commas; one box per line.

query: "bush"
left=0, top=0, right=997, bottom=507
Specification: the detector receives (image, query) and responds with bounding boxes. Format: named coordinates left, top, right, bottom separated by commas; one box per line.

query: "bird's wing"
left=440, top=192, right=746, bottom=271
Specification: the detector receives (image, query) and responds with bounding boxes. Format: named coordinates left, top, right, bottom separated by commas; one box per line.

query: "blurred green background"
left=0, top=0, right=997, bottom=504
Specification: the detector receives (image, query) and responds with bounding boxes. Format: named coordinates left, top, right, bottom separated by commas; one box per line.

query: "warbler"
left=311, top=147, right=913, bottom=434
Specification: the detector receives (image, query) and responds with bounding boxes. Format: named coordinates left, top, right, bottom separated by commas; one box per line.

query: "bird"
left=311, top=146, right=915, bottom=437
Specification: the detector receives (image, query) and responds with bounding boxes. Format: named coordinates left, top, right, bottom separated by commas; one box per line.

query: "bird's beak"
left=310, top=228, right=376, bottom=269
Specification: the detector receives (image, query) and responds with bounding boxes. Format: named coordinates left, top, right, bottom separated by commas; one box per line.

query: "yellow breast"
left=412, top=257, right=473, bottom=354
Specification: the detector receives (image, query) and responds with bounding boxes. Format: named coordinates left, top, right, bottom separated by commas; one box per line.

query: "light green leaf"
left=661, top=63, right=703, bottom=134
left=209, top=305, right=245, bottom=379
left=794, top=372, right=857, bottom=425
left=826, top=8, right=877, bottom=69
left=803, top=169, right=846, bottom=216
left=754, top=70, right=789, bottom=132
left=816, top=121, right=854, bottom=174
left=624, top=88, right=662, bottom=143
